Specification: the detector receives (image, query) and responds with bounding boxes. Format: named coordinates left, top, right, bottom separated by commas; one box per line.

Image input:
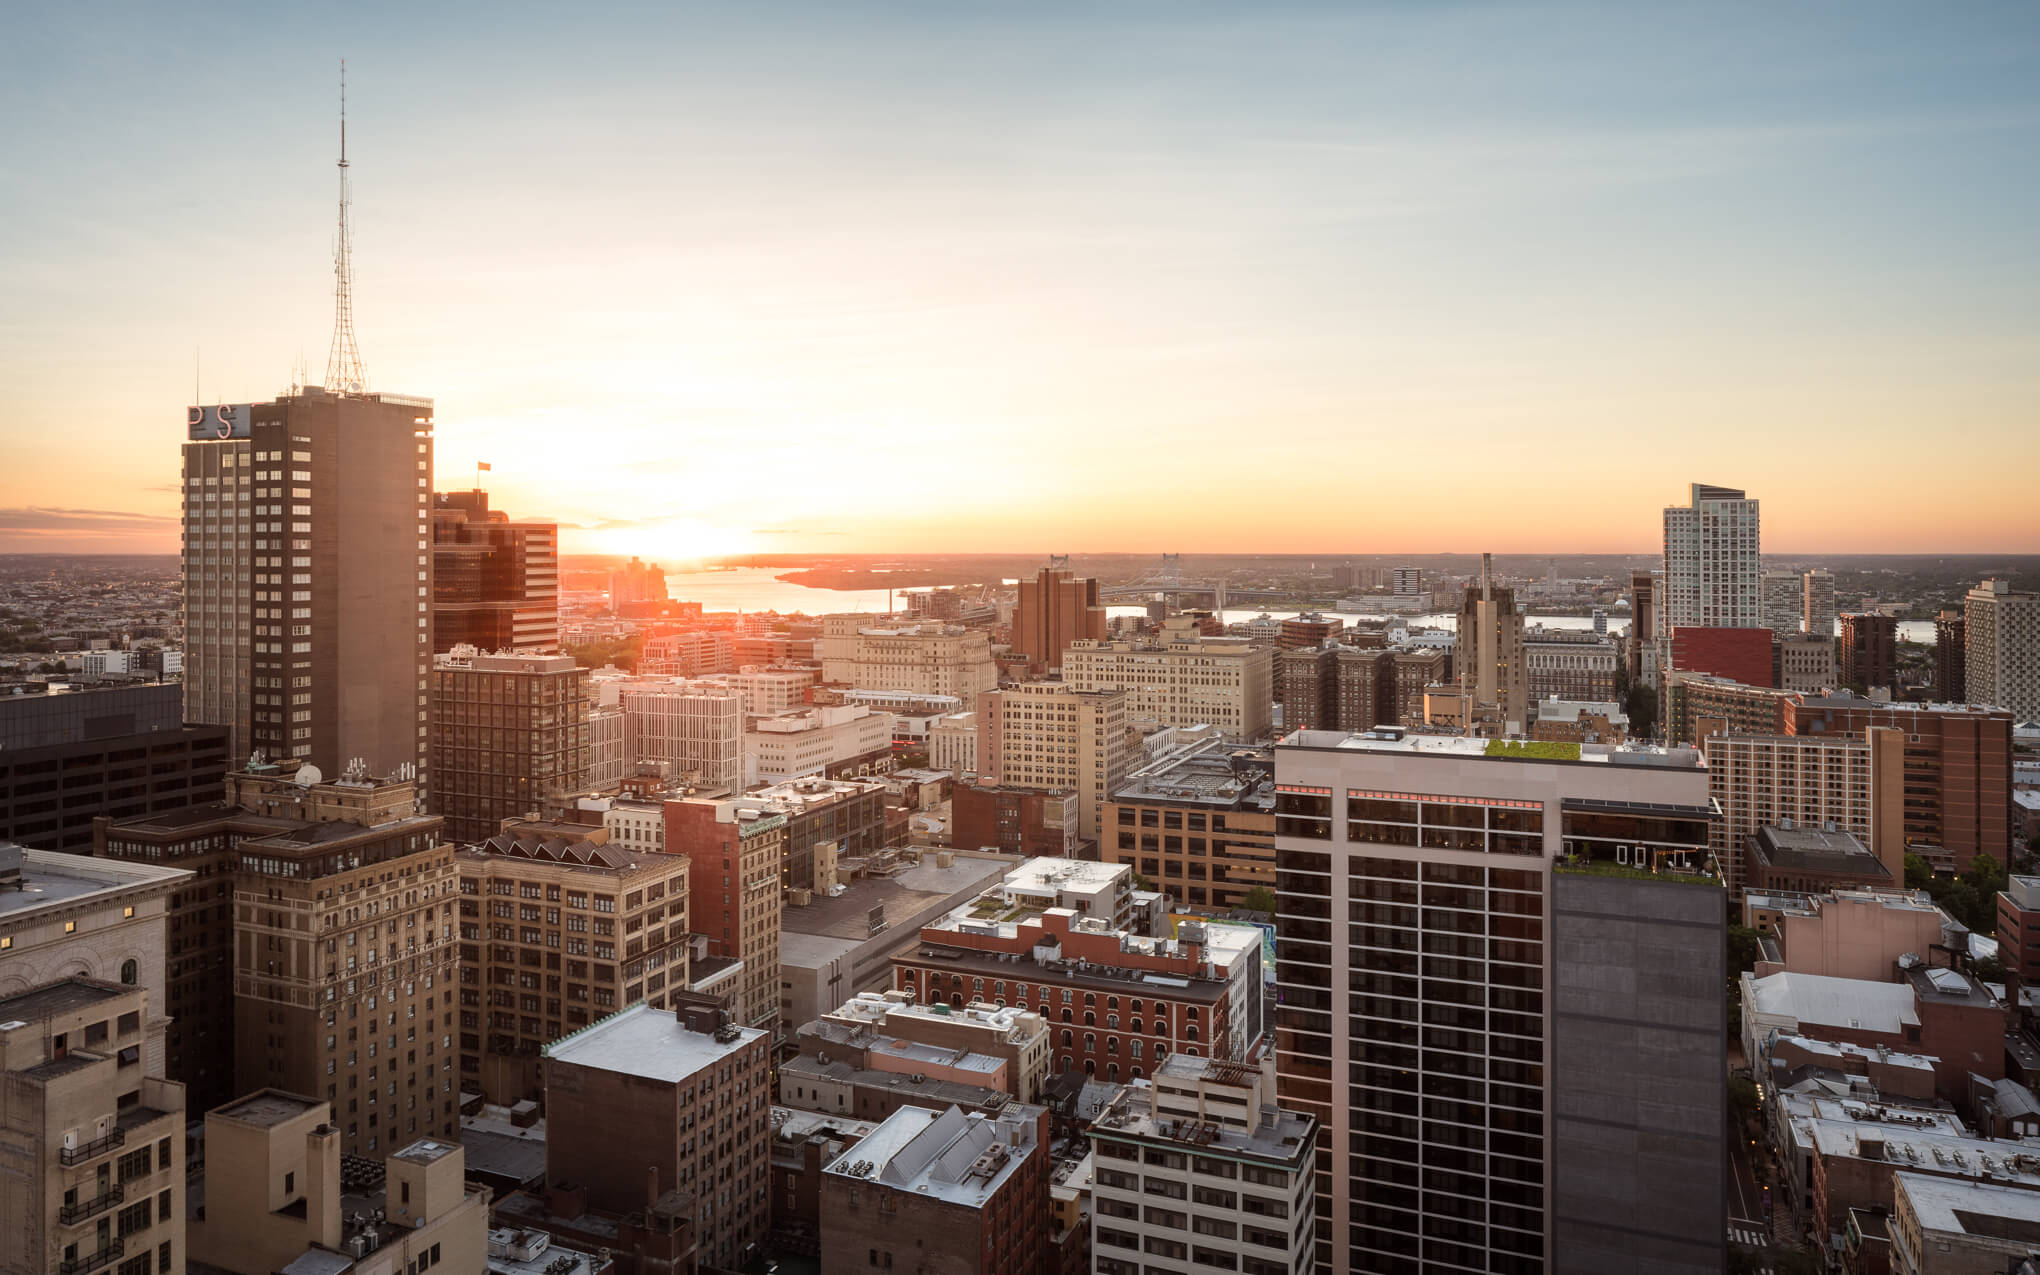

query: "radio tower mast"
left=325, top=60, right=368, bottom=394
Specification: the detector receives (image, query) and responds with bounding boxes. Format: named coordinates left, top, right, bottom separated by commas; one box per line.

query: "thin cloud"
left=0, top=507, right=178, bottom=530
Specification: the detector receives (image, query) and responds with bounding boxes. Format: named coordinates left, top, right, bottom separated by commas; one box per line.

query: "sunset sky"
left=3, top=2, right=2037, bottom=558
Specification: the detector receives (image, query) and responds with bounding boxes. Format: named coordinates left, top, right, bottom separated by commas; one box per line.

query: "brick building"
left=429, top=649, right=591, bottom=845
left=1276, top=645, right=1338, bottom=733
left=951, top=782, right=1080, bottom=859
left=1840, top=613, right=1899, bottom=691
left=667, top=797, right=788, bottom=1034
left=1102, top=739, right=1276, bottom=909
left=1669, top=625, right=1774, bottom=689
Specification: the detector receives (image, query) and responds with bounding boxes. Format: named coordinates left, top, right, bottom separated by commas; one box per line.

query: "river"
left=656, top=567, right=1935, bottom=642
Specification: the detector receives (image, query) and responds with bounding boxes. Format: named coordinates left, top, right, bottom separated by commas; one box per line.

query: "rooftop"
left=1751, top=824, right=1889, bottom=878
left=391, top=1137, right=460, bottom=1165
left=0, top=976, right=129, bottom=1023
left=0, top=846, right=186, bottom=919
left=1113, top=741, right=1274, bottom=811
left=1277, top=728, right=1703, bottom=769
left=823, top=1103, right=1041, bottom=1209
left=543, top=1002, right=764, bottom=1082
left=1746, top=970, right=1920, bottom=1035
left=214, top=1089, right=325, bottom=1128
left=1899, top=1171, right=2040, bottom=1244
left=1091, top=1077, right=1314, bottom=1168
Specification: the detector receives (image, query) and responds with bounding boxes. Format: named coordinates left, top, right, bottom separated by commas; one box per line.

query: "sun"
left=570, top=518, right=757, bottom=564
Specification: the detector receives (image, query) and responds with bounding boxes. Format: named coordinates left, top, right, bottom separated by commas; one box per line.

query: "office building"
left=820, top=1102, right=1052, bottom=1275
left=1089, top=1054, right=1318, bottom=1275
left=0, top=976, right=186, bottom=1275
left=952, top=782, right=1080, bottom=858
left=182, top=387, right=434, bottom=791
left=666, top=798, right=789, bottom=1033
left=0, top=844, right=185, bottom=1001
left=1839, top=613, right=1899, bottom=692
left=1966, top=579, right=2040, bottom=719
left=431, top=488, right=559, bottom=655
left=1521, top=628, right=1619, bottom=703
left=1278, top=614, right=1342, bottom=652
left=979, top=683, right=1133, bottom=844
left=188, top=1091, right=488, bottom=1275
left=1785, top=696, right=2013, bottom=873
left=1062, top=632, right=1274, bottom=742
left=1273, top=728, right=1725, bottom=1275
left=744, top=704, right=894, bottom=785
left=542, top=998, right=772, bottom=1270
left=821, top=615, right=1000, bottom=699
left=0, top=682, right=228, bottom=853
left=734, top=775, right=891, bottom=891
left=1454, top=555, right=1528, bottom=734
left=639, top=628, right=735, bottom=678
left=719, top=665, right=819, bottom=719
left=1392, top=568, right=1423, bottom=597
left=1626, top=570, right=1656, bottom=685
left=1802, top=569, right=1836, bottom=639
left=429, top=649, right=591, bottom=845
left=1277, top=646, right=1338, bottom=734
left=585, top=705, right=625, bottom=791
left=1762, top=570, right=1805, bottom=636
left=1775, top=634, right=1836, bottom=693
left=1934, top=611, right=1966, bottom=701
left=930, top=711, right=979, bottom=776
left=1014, top=564, right=1108, bottom=673
left=455, top=832, right=692, bottom=1104
left=799, top=992, right=1053, bottom=1104
left=1704, top=730, right=1904, bottom=899
left=1660, top=485, right=1762, bottom=682
left=617, top=677, right=743, bottom=791
left=1103, top=738, right=1275, bottom=910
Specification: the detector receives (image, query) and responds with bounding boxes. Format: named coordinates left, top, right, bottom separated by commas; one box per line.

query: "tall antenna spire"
left=325, top=59, right=368, bottom=394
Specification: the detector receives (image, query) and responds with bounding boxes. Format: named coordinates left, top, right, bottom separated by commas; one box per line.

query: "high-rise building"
left=608, top=556, right=668, bottom=606
left=0, top=683, right=228, bottom=853
left=1627, top=570, right=1656, bottom=685
left=1802, top=568, right=1837, bottom=639
left=429, top=649, right=591, bottom=845
left=1784, top=695, right=2013, bottom=873
left=977, top=683, right=1133, bottom=843
left=1392, top=567, right=1423, bottom=597
left=1935, top=610, right=1967, bottom=701
left=1273, top=728, right=1724, bottom=1275
left=1062, top=630, right=1274, bottom=742
left=1703, top=730, right=1905, bottom=898
left=1965, top=579, right=2040, bottom=720
left=1762, top=570, right=1805, bottom=636
left=821, top=615, right=1000, bottom=698
left=430, top=488, right=559, bottom=654
left=182, top=388, right=435, bottom=793
left=1661, top=483, right=1762, bottom=636
left=455, top=831, right=691, bottom=1103
left=1454, top=554, right=1527, bottom=734
left=0, top=977, right=187, bottom=1275
left=666, top=798, right=789, bottom=1034
left=1278, top=645, right=1339, bottom=733
left=541, top=998, right=772, bottom=1270
left=1839, top=613, right=1899, bottom=692
left=1089, top=1055, right=1319, bottom=1275
left=616, top=677, right=743, bottom=791
left=1013, top=564, right=1107, bottom=672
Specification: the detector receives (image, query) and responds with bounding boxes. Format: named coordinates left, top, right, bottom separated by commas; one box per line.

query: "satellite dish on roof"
left=294, top=764, right=324, bottom=786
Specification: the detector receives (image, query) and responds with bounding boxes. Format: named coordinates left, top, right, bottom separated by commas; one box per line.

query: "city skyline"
left=5, top=2, right=2040, bottom=558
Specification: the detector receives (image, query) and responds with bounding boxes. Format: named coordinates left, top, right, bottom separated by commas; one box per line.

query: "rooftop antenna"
left=325, top=59, right=368, bottom=394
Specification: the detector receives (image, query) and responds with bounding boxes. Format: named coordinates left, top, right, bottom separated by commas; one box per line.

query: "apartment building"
left=1103, top=739, right=1275, bottom=910
left=1521, top=629, right=1618, bottom=703
left=542, top=998, right=773, bottom=1271
left=820, top=615, right=999, bottom=699
left=666, top=798, right=789, bottom=1034
left=428, top=649, right=591, bottom=845
left=1661, top=483, right=1762, bottom=632
left=455, top=833, right=692, bottom=1103
left=1762, top=571, right=1805, bottom=637
left=978, top=683, right=1133, bottom=844
left=820, top=1102, right=1052, bottom=1275
left=188, top=1090, right=487, bottom=1275
left=1277, top=646, right=1338, bottom=734
left=1089, top=1054, right=1318, bottom=1275
left=744, top=704, right=894, bottom=785
left=0, top=977, right=186, bottom=1275
left=1839, top=613, right=1899, bottom=692
left=1803, top=569, right=1837, bottom=638
left=1060, top=634, right=1274, bottom=743
left=1966, top=579, right=2040, bottom=719
left=1664, top=673, right=1797, bottom=744
left=1934, top=611, right=1966, bottom=701
left=617, top=677, right=743, bottom=791
left=1704, top=730, right=1904, bottom=899
left=1776, top=634, right=1836, bottom=693
left=1273, top=728, right=1725, bottom=1275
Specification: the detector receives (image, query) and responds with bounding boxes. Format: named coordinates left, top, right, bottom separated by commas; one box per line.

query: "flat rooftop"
left=0, top=847, right=186, bottom=918
left=782, top=853, right=1016, bottom=942
left=392, top=1137, right=460, bottom=1165
left=0, top=977, right=128, bottom=1023
left=1092, top=1077, right=1314, bottom=1168
left=824, top=1103, right=1041, bottom=1209
left=544, top=1002, right=763, bottom=1082
left=1277, top=729, right=1704, bottom=769
left=215, top=1090, right=325, bottom=1128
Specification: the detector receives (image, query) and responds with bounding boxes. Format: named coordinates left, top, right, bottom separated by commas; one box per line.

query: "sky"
left=2, top=2, right=2037, bottom=559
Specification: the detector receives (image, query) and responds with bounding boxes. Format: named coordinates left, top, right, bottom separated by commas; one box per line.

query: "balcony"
left=60, top=1239, right=124, bottom=1275
left=59, top=1185, right=124, bottom=1225
left=58, top=1129, right=126, bottom=1166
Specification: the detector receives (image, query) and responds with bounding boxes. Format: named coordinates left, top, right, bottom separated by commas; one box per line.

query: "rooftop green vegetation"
left=1483, top=739, right=1581, bottom=761
left=1553, top=858, right=1723, bottom=887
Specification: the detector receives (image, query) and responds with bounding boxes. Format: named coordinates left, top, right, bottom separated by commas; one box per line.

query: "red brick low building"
left=1671, top=625, right=1775, bottom=688
left=951, top=781, right=1080, bottom=858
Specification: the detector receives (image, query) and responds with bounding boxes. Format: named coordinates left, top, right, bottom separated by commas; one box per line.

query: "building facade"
left=1521, top=629, right=1618, bottom=703
left=1455, top=558, right=1528, bottom=734
left=1762, top=571, right=1805, bottom=637
left=182, top=388, right=434, bottom=792
left=430, top=488, right=559, bottom=655
left=1103, top=740, right=1275, bottom=910
left=979, top=683, right=1134, bottom=844
left=617, top=677, right=743, bottom=791
left=1014, top=565, right=1108, bottom=673
left=1966, top=579, right=2040, bottom=719
left=1660, top=482, right=1762, bottom=634
left=1839, top=613, right=1899, bottom=692
left=1802, top=569, right=1836, bottom=639
left=429, top=650, right=591, bottom=846
left=952, top=782, right=1081, bottom=858
left=1271, top=729, right=1725, bottom=1275
left=931, top=711, right=980, bottom=776
left=1703, top=730, right=1904, bottom=899
left=744, top=704, right=894, bottom=785
left=1062, top=635, right=1274, bottom=742
left=456, top=834, right=692, bottom=1103
left=1933, top=611, right=1966, bottom=702
left=666, top=799, right=788, bottom=1034
left=1775, top=634, right=1836, bottom=693
left=821, top=615, right=1000, bottom=699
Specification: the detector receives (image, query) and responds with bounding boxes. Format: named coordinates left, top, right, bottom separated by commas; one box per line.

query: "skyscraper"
left=182, top=389, right=435, bottom=791
left=1660, top=483, right=1762, bottom=632
left=1272, top=728, right=1724, bottom=1275
left=428, top=649, right=591, bottom=844
left=1966, top=579, right=2040, bottom=720
left=431, top=488, right=560, bottom=654
left=1454, top=553, right=1527, bottom=734
left=1801, top=568, right=1836, bottom=639
left=1838, top=612, right=1898, bottom=692
left=1935, top=609, right=1967, bottom=701
left=1012, top=561, right=1106, bottom=672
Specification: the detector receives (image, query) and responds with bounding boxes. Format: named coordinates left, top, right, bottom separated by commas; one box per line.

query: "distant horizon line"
left=6, top=549, right=2039, bottom=561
